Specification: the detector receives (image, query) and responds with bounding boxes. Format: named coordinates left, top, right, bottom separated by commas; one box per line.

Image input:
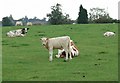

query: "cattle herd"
left=40, top=36, right=77, bottom=61
left=6, top=27, right=116, bottom=62
left=15, top=21, right=32, bottom=26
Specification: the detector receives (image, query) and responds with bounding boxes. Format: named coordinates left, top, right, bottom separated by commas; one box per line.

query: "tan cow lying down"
left=55, top=40, right=79, bottom=58
left=40, top=36, right=72, bottom=62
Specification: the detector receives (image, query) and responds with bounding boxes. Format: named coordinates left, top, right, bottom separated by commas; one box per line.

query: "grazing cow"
left=104, top=31, right=115, bottom=37
left=73, top=23, right=76, bottom=24
left=55, top=40, right=79, bottom=58
left=27, top=22, right=32, bottom=26
left=40, top=36, right=72, bottom=62
left=15, top=21, right=23, bottom=26
left=6, top=28, right=29, bottom=37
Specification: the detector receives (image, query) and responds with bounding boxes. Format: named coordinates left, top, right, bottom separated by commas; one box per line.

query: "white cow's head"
left=40, top=37, right=49, bottom=47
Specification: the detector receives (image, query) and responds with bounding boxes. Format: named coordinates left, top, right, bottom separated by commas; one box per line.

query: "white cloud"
left=0, top=0, right=119, bottom=21
left=118, top=1, right=120, bottom=20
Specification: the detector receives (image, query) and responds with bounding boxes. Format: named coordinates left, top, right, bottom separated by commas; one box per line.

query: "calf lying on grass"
left=40, top=36, right=72, bottom=62
left=6, top=28, right=29, bottom=37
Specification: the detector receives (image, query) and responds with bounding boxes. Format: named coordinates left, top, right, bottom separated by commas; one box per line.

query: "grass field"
left=0, top=27, right=2, bottom=82
left=2, top=24, right=118, bottom=81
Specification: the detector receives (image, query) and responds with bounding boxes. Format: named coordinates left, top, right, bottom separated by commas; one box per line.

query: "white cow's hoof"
left=55, top=55, right=60, bottom=58
left=64, top=59, right=69, bottom=62
left=69, top=57, right=72, bottom=60
left=49, top=59, right=52, bottom=62
left=49, top=56, right=53, bottom=62
left=49, top=58, right=53, bottom=62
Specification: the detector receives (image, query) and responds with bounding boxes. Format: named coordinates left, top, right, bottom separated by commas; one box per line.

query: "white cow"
left=55, top=40, right=79, bottom=58
left=15, top=21, right=23, bottom=26
left=6, top=28, right=29, bottom=37
left=104, top=31, right=115, bottom=37
left=27, top=22, right=32, bottom=26
left=40, top=36, right=72, bottom=62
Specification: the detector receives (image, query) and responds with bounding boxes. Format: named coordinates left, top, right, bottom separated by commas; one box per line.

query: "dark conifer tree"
left=77, top=5, right=88, bottom=24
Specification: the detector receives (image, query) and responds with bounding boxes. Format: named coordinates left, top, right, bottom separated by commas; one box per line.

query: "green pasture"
left=2, top=24, right=118, bottom=81
left=0, top=27, right=2, bottom=82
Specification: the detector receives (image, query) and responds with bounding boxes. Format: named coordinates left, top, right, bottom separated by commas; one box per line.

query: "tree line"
left=2, top=15, right=47, bottom=26
left=47, top=3, right=120, bottom=24
left=2, top=4, right=120, bottom=26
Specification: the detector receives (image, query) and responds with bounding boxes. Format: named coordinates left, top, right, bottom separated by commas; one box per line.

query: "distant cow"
left=27, top=22, right=32, bottom=26
left=104, top=31, right=115, bottom=37
left=55, top=40, right=79, bottom=58
left=15, top=21, right=23, bottom=26
left=40, top=36, right=72, bottom=62
left=6, top=28, right=29, bottom=37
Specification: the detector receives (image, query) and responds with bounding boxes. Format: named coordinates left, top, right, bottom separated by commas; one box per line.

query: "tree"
left=47, top=3, right=72, bottom=25
left=2, top=17, right=14, bottom=26
left=22, top=16, right=29, bottom=25
left=24, top=16, right=29, bottom=23
left=77, top=5, right=88, bottom=24
left=9, top=14, right=15, bottom=25
left=89, top=8, right=112, bottom=23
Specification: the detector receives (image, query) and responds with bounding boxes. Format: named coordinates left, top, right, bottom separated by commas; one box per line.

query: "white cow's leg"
left=69, top=49, right=72, bottom=60
left=49, top=49, right=53, bottom=61
left=58, top=49, right=63, bottom=55
left=64, top=49, right=68, bottom=61
left=69, top=47, right=73, bottom=59
left=56, top=49, right=64, bottom=58
left=55, top=49, right=61, bottom=58
left=65, top=51, right=68, bottom=61
left=21, top=34, right=25, bottom=37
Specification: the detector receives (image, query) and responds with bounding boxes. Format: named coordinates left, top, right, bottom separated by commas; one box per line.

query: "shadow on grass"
left=10, top=44, right=30, bottom=47
left=98, top=51, right=108, bottom=54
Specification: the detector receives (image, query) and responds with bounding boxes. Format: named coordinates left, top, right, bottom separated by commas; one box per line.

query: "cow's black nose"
left=43, top=44, right=45, bottom=46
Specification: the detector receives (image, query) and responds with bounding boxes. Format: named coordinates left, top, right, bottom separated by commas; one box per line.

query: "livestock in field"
left=27, top=22, right=32, bottom=26
left=104, top=31, right=115, bottom=37
left=15, top=21, right=23, bottom=26
left=55, top=40, right=79, bottom=58
left=41, top=36, right=72, bottom=62
left=6, top=28, right=29, bottom=37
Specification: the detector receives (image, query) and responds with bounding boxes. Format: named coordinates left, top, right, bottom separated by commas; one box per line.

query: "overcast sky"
left=1, top=0, right=119, bottom=21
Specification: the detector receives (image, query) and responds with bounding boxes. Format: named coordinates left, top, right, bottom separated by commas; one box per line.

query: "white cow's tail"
left=68, top=39, right=71, bottom=50
left=67, top=36, right=71, bottom=50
